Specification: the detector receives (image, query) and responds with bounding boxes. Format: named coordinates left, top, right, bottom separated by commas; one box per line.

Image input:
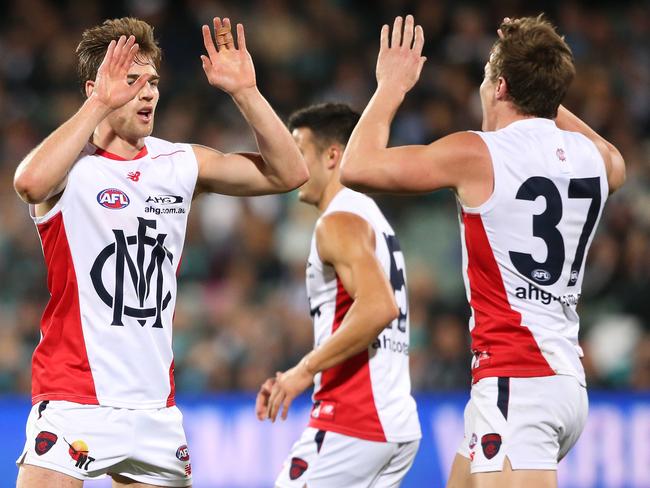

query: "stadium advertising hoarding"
left=1, top=392, right=648, bottom=487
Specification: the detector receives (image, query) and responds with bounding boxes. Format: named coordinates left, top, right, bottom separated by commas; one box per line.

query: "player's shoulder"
left=316, top=210, right=375, bottom=261
left=145, top=136, right=192, bottom=157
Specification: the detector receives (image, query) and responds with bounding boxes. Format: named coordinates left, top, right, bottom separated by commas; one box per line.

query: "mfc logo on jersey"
left=97, top=188, right=130, bottom=209
left=90, top=217, right=174, bottom=328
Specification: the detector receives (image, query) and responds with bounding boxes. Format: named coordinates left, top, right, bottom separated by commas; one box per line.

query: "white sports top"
left=459, top=118, right=608, bottom=386
left=306, top=188, right=421, bottom=442
left=30, top=136, right=198, bottom=408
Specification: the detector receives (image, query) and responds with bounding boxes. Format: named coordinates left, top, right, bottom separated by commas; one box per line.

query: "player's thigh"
left=109, top=407, right=192, bottom=487
left=472, top=458, right=556, bottom=488
left=276, top=428, right=397, bottom=488
left=373, top=440, right=419, bottom=488
left=306, top=433, right=398, bottom=488
left=17, top=464, right=83, bottom=488
left=111, top=473, right=192, bottom=488
left=465, top=376, right=585, bottom=474
left=446, top=454, right=471, bottom=488
left=17, top=400, right=129, bottom=481
left=275, top=428, right=324, bottom=488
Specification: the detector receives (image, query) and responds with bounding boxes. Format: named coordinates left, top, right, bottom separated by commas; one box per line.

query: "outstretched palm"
left=376, top=15, right=426, bottom=94
left=201, top=17, right=256, bottom=95
left=92, top=35, right=151, bottom=110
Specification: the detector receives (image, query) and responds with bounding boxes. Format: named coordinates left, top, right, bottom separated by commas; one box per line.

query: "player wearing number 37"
left=256, top=103, right=421, bottom=487
left=340, top=14, right=625, bottom=488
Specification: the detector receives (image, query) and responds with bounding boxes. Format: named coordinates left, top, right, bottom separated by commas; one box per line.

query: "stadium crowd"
left=0, top=0, right=648, bottom=395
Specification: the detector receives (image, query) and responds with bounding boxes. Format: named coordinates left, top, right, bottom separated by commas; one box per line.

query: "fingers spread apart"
left=386, top=15, right=424, bottom=53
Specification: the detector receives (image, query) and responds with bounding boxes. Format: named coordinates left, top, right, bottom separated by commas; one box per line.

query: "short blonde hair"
left=76, top=17, right=162, bottom=95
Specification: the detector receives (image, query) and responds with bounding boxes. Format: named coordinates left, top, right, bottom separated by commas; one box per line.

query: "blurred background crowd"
left=0, top=0, right=648, bottom=396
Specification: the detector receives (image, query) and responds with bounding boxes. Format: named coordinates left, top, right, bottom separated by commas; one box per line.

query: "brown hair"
left=488, top=15, right=575, bottom=118
left=76, top=17, right=161, bottom=95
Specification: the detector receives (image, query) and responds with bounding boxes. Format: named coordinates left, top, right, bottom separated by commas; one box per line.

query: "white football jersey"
left=30, top=136, right=198, bottom=409
left=459, top=118, right=608, bottom=386
left=306, top=188, right=421, bottom=443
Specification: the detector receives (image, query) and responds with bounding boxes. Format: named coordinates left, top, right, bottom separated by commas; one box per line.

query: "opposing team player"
left=255, top=103, right=421, bottom=487
left=340, top=15, right=625, bottom=488
left=13, top=17, right=307, bottom=487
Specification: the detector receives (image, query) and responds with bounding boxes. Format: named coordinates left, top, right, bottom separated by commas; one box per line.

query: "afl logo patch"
left=531, top=269, right=551, bottom=282
left=176, top=445, right=190, bottom=462
left=97, top=188, right=130, bottom=209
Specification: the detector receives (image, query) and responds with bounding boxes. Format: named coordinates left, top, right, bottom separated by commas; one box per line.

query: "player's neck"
left=317, top=179, right=345, bottom=213
left=91, top=126, right=146, bottom=160
left=492, top=107, right=537, bottom=131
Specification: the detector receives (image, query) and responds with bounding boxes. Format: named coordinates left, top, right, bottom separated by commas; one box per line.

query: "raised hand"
left=91, top=35, right=152, bottom=110
left=497, top=17, right=513, bottom=39
left=376, top=15, right=426, bottom=94
left=201, top=17, right=256, bottom=96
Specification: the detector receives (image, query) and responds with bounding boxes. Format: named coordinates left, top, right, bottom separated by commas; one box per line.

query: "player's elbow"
left=373, top=297, right=400, bottom=334
left=278, top=158, right=309, bottom=191
left=291, top=163, right=310, bottom=189
left=14, top=171, right=47, bottom=204
left=606, top=143, right=627, bottom=193
left=340, top=161, right=368, bottom=192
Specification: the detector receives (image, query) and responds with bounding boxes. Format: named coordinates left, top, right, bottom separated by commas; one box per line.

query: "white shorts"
left=276, top=427, right=419, bottom=488
left=17, top=400, right=192, bottom=486
left=457, top=375, right=588, bottom=473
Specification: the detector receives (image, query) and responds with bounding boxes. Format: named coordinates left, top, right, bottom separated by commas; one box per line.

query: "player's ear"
left=326, top=145, right=342, bottom=170
left=495, top=76, right=508, bottom=101
left=85, top=80, right=95, bottom=99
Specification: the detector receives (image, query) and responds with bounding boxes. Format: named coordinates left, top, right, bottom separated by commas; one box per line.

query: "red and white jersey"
left=306, top=188, right=421, bottom=443
left=459, top=118, right=608, bottom=386
left=30, top=136, right=198, bottom=409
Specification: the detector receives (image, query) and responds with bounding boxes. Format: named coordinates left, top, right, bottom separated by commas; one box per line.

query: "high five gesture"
left=201, top=17, right=256, bottom=95
left=376, top=15, right=426, bottom=95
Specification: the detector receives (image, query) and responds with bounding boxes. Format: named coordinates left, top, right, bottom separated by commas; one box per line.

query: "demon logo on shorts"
left=289, top=457, right=308, bottom=480
left=481, top=433, right=502, bottom=460
left=35, top=431, right=58, bottom=456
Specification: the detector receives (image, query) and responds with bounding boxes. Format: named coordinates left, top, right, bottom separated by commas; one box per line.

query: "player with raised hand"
left=341, top=14, right=625, bottom=488
left=256, top=103, right=421, bottom=487
left=14, top=16, right=307, bottom=488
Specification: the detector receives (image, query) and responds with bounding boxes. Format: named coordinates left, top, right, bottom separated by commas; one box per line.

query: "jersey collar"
left=93, top=145, right=148, bottom=161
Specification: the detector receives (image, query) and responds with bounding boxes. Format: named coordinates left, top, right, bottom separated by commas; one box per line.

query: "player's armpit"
left=192, top=144, right=303, bottom=196
left=308, top=212, right=399, bottom=373
left=340, top=131, right=492, bottom=202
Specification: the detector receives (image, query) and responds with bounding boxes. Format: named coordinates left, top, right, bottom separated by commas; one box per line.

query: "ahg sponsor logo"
left=146, top=195, right=183, bottom=205
left=97, top=188, right=130, bottom=209
left=515, top=282, right=580, bottom=306
left=371, top=334, right=409, bottom=355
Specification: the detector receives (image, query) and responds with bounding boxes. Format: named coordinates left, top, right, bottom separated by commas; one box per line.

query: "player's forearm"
left=556, top=105, right=625, bottom=191
left=556, top=105, right=616, bottom=151
left=303, top=298, right=398, bottom=374
left=231, top=87, right=308, bottom=190
left=340, top=85, right=405, bottom=190
left=14, top=97, right=111, bottom=204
